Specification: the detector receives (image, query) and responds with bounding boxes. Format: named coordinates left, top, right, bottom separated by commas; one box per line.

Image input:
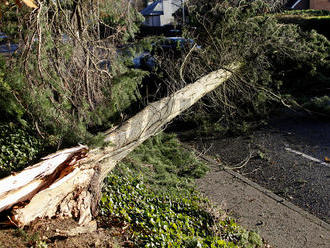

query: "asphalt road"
left=189, top=110, right=330, bottom=223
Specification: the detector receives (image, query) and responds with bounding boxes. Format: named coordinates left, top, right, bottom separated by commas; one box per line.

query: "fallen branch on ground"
left=0, top=63, right=240, bottom=227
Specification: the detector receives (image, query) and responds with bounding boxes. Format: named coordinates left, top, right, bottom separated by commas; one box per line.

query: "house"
left=141, top=0, right=182, bottom=27
left=310, top=0, right=330, bottom=10
left=289, top=0, right=330, bottom=11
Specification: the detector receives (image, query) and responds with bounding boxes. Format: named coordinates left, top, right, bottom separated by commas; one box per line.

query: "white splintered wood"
left=12, top=168, right=94, bottom=226
left=0, top=145, right=88, bottom=212
left=0, top=180, right=43, bottom=211
left=0, top=145, right=87, bottom=196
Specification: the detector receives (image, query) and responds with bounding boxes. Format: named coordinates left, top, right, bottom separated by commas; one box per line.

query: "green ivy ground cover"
left=0, top=123, right=43, bottom=178
left=100, top=133, right=264, bottom=248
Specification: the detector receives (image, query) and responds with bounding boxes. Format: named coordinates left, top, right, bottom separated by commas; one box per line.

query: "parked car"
left=0, top=32, right=7, bottom=40
left=0, top=43, right=18, bottom=54
left=153, top=37, right=200, bottom=51
left=0, top=32, right=72, bottom=55
left=133, top=51, right=155, bottom=69
left=133, top=37, right=200, bottom=70
left=168, top=29, right=181, bottom=36
left=0, top=32, right=18, bottom=55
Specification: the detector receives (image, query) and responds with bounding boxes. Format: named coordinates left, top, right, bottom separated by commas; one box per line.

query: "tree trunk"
left=0, top=64, right=239, bottom=227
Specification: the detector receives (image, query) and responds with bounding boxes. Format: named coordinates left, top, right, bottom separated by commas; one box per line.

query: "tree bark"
left=0, top=64, right=240, bottom=227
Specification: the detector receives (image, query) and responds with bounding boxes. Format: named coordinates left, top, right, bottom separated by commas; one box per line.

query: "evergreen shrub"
left=0, top=56, right=25, bottom=123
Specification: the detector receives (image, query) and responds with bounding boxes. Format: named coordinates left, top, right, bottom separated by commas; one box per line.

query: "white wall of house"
left=160, top=0, right=173, bottom=25
left=160, top=0, right=181, bottom=26
left=143, top=0, right=182, bottom=27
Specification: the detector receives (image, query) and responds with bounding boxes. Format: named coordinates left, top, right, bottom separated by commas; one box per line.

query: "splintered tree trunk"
left=0, top=64, right=239, bottom=227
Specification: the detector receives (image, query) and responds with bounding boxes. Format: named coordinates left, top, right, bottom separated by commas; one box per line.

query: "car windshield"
left=154, top=38, right=195, bottom=50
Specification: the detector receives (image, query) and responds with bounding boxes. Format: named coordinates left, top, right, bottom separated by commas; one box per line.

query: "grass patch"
left=100, top=133, right=264, bottom=247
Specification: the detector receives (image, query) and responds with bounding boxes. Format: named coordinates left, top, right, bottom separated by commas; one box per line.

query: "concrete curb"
left=183, top=143, right=330, bottom=231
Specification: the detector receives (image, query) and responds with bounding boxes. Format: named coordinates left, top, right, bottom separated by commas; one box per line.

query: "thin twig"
left=223, top=150, right=255, bottom=170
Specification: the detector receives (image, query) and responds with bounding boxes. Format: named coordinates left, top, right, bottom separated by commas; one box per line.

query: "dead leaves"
left=0, top=0, right=37, bottom=20
left=21, top=0, right=37, bottom=8
left=0, top=0, right=37, bottom=9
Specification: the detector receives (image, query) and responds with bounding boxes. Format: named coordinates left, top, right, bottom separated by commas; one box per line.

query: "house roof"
left=141, top=0, right=164, bottom=16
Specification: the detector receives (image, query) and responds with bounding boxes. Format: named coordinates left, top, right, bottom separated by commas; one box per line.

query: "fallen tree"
left=0, top=63, right=239, bottom=228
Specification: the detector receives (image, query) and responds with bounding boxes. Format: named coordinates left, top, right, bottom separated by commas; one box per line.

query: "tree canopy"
left=170, top=0, right=330, bottom=132
left=0, top=0, right=146, bottom=147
